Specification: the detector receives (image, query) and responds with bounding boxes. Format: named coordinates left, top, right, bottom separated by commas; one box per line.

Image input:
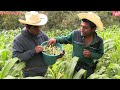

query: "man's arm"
left=55, top=31, right=74, bottom=44
left=12, top=39, right=36, bottom=61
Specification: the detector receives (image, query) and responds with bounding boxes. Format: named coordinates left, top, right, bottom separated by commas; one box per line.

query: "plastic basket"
left=41, top=41, right=63, bottom=65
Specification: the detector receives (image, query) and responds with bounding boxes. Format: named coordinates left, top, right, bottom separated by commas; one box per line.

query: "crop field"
left=0, top=25, right=120, bottom=79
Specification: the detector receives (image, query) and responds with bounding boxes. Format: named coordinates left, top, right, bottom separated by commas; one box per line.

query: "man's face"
left=28, top=26, right=42, bottom=36
left=80, top=22, right=94, bottom=37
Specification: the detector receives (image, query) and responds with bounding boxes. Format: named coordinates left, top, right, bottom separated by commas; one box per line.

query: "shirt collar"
left=81, top=32, right=100, bottom=46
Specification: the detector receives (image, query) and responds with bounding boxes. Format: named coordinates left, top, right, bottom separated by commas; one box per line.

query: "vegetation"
left=0, top=11, right=120, bottom=31
left=0, top=24, right=119, bottom=79
left=0, top=11, right=120, bottom=79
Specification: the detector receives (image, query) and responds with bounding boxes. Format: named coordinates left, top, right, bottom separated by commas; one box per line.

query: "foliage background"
left=0, top=11, right=120, bottom=31
left=0, top=11, right=120, bottom=79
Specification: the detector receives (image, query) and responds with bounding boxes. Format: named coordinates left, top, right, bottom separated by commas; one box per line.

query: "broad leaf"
left=73, top=68, right=87, bottom=79
left=0, top=58, right=18, bottom=79
left=64, top=56, right=79, bottom=79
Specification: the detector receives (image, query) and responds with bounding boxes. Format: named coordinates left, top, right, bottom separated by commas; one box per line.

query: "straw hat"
left=19, top=11, right=48, bottom=26
left=78, top=12, right=103, bottom=31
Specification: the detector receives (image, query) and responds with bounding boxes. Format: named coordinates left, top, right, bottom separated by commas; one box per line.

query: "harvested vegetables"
left=43, top=45, right=61, bottom=55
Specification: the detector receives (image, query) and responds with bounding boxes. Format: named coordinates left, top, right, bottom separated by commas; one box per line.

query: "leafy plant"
left=73, top=68, right=87, bottom=79
left=0, top=58, right=18, bottom=79
left=64, top=57, right=79, bottom=79
left=9, top=61, right=25, bottom=78
left=64, top=56, right=87, bottom=79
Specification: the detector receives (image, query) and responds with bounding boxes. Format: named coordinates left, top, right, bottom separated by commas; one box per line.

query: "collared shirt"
left=56, top=30, right=104, bottom=67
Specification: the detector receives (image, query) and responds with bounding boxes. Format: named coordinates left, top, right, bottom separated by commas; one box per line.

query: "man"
left=12, top=11, right=50, bottom=77
left=48, top=12, right=104, bottom=78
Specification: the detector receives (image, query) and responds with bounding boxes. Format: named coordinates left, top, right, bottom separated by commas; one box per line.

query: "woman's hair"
left=81, top=19, right=97, bottom=29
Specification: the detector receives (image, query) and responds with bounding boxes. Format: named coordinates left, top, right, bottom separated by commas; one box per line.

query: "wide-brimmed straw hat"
left=19, top=11, right=48, bottom=26
left=78, top=12, right=103, bottom=31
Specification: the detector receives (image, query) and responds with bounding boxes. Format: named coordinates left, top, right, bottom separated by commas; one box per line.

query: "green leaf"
left=113, top=75, right=120, bottom=79
left=3, top=75, right=16, bottom=79
left=64, top=56, right=79, bottom=79
left=56, top=72, right=64, bottom=79
left=87, top=74, right=109, bottom=79
left=47, top=67, right=55, bottom=79
left=1, top=49, right=8, bottom=62
left=95, top=66, right=106, bottom=75
left=9, top=62, right=25, bottom=76
left=73, top=68, right=87, bottom=79
left=106, top=63, right=120, bottom=77
left=0, top=58, right=18, bottom=79
left=24, top=76, right=46, bottom=79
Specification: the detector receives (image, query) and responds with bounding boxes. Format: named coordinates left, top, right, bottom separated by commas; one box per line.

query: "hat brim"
left=19, top=14, right=48, bottom=26
left=78, top=13, right=103, bottom=31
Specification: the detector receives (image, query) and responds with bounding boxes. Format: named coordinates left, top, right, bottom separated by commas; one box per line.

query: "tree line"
left=0, top=11, right=119, bottom=31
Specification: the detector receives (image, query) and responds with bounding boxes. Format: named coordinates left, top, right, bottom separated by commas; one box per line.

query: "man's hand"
left=83, top=49, right=91, bottom=58
left=35, top=45, right=43, bottom=54
left=47, top=38, right=57, bottom=46
left=57, top=50, right=65, bottom=59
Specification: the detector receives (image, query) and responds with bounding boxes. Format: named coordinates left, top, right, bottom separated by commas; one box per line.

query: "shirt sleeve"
left=12, top=39, right=36, bottom=61
left=55, top=31, right=74, bottom=44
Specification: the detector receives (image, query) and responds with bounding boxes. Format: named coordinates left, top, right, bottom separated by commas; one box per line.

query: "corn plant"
left=8, top=61, right=25, bottom=78
left=0, top=58, right=18, bottom=79
left=45, top=56, right=87, bottom=79
left=64, top=56, right=87, bottom=79
left=45, top=59, right=68, bottom=79
left=73, top=68, right=87, bottom=79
